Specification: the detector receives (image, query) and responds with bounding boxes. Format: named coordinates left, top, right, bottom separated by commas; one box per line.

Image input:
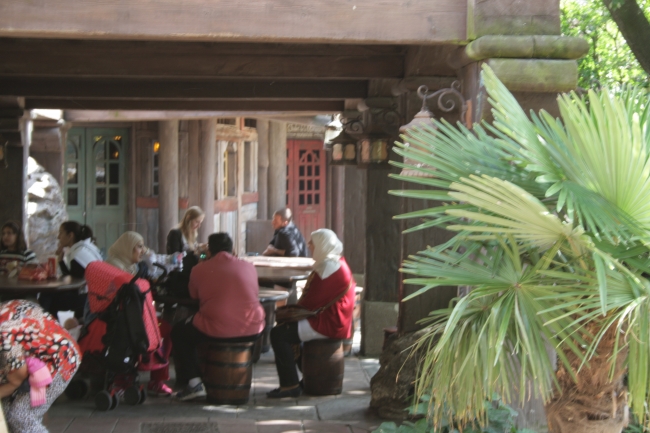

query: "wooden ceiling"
left=0, top=37, right=458, bottom=113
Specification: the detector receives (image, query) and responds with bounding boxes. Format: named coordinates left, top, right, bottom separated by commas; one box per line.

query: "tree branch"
left=602, top=0, right=650, bottom=75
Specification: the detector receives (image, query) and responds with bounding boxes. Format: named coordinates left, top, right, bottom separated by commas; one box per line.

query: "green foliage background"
left=561, top=0, right=650, bottom=91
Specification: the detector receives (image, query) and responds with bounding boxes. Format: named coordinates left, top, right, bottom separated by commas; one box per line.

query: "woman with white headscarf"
left=267, top=229, right=356, bottom=399
left=106, top=231, right=147, bottom=276
left=105, top=231, right=173, bottom=397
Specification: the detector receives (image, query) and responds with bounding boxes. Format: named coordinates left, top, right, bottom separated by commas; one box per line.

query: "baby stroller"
left=65, top=261, right=163, bottom=411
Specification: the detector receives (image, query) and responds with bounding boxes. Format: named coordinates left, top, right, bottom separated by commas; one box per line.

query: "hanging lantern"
left=357, top=131, right=392, bottom=168
left=325, top=129, right=358, bottom=165
left=398, top=93, right=436, bottom=177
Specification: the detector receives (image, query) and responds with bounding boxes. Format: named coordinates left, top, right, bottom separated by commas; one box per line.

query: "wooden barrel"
left=198, top=340, right=254, bottom=405
left=301, top=339, right=344, bottom=396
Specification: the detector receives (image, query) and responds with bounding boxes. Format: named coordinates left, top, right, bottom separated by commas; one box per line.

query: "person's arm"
left=188, top=267, right=199, bottom=300
left=23, top=250, right=37, bottom=264
left=67, top=260, right=86, bottom=278
left=0, top=364, right=28, bottom=398
left=166, top=229, right=183, bottom=254
left=59, top=259, right=71, bottom=276
left=270, top=232, right=293, bottom=257
left=262, top=245, right=285, bottom=256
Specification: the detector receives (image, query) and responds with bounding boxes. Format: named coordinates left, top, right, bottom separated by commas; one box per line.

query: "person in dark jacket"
left=167, top=206, right=205, bottom=254
left=262, top=208, right=308, bottom=257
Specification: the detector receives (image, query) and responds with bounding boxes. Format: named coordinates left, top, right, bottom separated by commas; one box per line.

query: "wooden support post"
left=236, top=120, right=245, bottom=254
left=267, top=120, right=286, bottom=216
left=257, top=119, right=269, bottom=220
left=199, top=118, right=216, bottom=241
left=158, top=120, right=179, bottom=252
left=187, top=120, right=200, bottom=207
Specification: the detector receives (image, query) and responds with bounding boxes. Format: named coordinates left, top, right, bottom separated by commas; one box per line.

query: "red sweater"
left=298, top=258, right=356, bottom=339
left=189, top=252, right=265, bottom=338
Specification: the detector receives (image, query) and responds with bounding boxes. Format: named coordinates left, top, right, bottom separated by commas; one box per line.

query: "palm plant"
left=390, top=64, right=650, bottom=433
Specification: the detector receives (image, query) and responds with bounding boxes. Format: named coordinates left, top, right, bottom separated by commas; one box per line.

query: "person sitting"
left=0, top=300, right=81, bottom=433
left=171, top=232, right=265, bottom=401
left=39, top=221, right=103, bottom=320
left=56, top=222, right=103, bottom=278
left=262, top=208, right=308, bottom=257
left=0, top=221, right=36, bottom=270
left=167, top=206, right=205, bottom=254
left=267, top=229, right=355, bottom=398
left=165, top=206, right=203, bottom=298
left=106, top=231, right=173, bottom=397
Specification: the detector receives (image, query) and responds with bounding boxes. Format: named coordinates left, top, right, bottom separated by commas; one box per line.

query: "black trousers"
left=270, top=322, right=302, bottom=388
left=170, top=317, right=259, bottom=386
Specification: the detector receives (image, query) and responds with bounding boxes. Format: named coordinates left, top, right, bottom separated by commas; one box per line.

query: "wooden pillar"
left=199, top=118, right=216, bottom=241
left=257, top=119, right=270, bottom=220
left=187, top=120, right=200, bottom=207
left=267, top=120, right=286, bottom=216
left=178, top=121, right=189, bottom=210
left=236, top=124, right=245, bottom=255
left=158, top=120, right=179, bottom=252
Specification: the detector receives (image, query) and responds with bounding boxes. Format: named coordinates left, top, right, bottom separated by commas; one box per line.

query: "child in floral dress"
left=0, top=300, right=81, bottom=433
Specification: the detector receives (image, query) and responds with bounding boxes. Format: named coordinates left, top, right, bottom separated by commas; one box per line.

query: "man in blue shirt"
left=262, top=208, right=308, bottom=257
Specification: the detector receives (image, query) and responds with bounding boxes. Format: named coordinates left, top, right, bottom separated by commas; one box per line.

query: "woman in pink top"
left=171, top=233, right=265, bottom=401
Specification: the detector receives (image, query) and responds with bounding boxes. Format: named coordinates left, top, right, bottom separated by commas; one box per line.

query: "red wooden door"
left=287, top=140, right=326, bottom=238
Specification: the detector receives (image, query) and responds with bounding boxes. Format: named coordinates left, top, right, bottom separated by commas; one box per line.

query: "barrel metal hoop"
left=204, top=360, right=252, bottom=368
left=203, top=383, right=251, bottom=390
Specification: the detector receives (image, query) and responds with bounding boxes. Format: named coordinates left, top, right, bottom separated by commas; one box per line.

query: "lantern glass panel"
left=332, top=143, right=343, bottom=161
left=358, top=138, right=371, bottom=164
left=370, top=139, right=388, bottom=162
left=343, top=144, right=356, bottom=161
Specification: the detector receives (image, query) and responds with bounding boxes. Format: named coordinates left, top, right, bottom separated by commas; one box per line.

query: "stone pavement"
left=44, top=352, right=383, bottom=433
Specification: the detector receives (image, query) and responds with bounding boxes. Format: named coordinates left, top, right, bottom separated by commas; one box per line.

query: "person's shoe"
left=174, top=382, right=207, bottom=401
left=147, top=380, right=173, bottom=397
left=266, top=386, right=302, bottom=399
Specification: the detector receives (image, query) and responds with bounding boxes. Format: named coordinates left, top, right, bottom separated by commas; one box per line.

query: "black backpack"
left=101, top=275, right=150, bottom=373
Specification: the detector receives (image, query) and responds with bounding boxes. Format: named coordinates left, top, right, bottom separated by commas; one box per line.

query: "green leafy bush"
left=372, top=396, right=537, bottom=433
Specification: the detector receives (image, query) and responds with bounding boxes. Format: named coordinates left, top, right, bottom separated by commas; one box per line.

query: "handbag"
left=275, top=279, right=353, bottom=323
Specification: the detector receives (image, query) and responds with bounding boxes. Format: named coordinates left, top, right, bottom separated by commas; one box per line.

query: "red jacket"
left=298, top=258, right=356, bottom=339
left=189, top=252, right=265, bottom=338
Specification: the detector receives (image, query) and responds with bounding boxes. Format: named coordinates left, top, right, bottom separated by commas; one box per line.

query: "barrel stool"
left=301, top=339, right=344, bottom=395
left=198, top=340, right=254, bottom=405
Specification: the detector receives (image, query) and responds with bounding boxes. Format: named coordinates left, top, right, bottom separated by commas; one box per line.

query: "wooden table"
left=242, top=256, right=314, bottom=270
left=255, top=267, right=311, bottom=286
left=155, top=288, right=290, bottom=354
left=0, top=275, right=86, bottom=298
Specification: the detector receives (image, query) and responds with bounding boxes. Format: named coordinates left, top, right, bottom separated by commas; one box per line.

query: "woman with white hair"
left=267, top=229, right=356, bottom=398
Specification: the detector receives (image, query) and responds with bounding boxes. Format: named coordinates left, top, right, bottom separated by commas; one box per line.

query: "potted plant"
left=389, top=64, right=650, bottom=433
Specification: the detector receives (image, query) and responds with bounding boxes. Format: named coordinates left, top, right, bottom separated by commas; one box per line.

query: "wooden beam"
left=0, top=38, right=404, bottom=79
left=0, top=1, right=467, bottom=44
left=64, top=110, right=333, bottom=122
left=27, top=98, right=345, bottom=112
left=0, top=78, right=368, bottom=100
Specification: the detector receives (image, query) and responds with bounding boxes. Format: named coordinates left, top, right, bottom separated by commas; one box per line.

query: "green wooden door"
left=63, top=128, right=129, bottom=256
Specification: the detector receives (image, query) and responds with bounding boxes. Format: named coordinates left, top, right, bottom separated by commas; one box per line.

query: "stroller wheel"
left=110, top=393, right=119, bottom=410
left=95, top=390, right=113, bottom=411
left=124, top=386, right=141, bottom=405
left=138, top=387, right=147, bottom=404
left=64, top=379, right=89, bottom=400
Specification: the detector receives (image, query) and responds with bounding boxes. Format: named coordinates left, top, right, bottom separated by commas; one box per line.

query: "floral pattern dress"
left=1, top=300, right=82, bottom=433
